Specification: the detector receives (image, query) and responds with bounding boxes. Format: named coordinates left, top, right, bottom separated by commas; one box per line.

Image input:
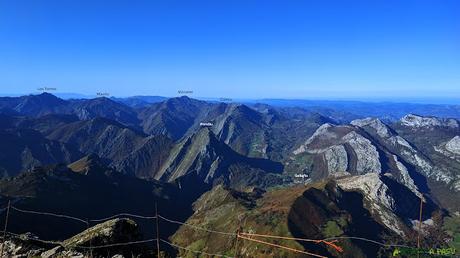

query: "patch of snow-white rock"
left=353, top=117, right=454, bottom=186
left=351, top=117, right=392, bottom=138
left=446, top=136, right=460, bottom=155
left=324, top=145, right=348, bottom=173
left=337, top=173, right=405, bottom=236
left=401, top=114, right=459, bottom=129
left=453, top=179, right=460, bottom=191
left=342, top=131, right=381, bottom=174
left=351, top=118, right=414, bottom=150
left=294, top=124, right=381, bottom=174
left=402, top=148, right=453, bottom=184
left=392, top=155, right=422, bottom=198
left=293, top=123, right=336, bottom=154
left=434, top=136, right=460, bottom=171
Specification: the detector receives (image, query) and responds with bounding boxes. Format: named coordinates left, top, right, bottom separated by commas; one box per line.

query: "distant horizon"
left=1, top=91, right=460, bottom=105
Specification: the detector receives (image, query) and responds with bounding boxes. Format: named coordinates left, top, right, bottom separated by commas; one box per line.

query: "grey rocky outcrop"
left=351, top=117, right=392, bottom=138
left=343, top=131, right=381, bottom=174
left=353, top=118, right=454, bottom=186
left=63, top=218, right=141, bottom=249
left=0, top=219, right=143, bottom=257
left=401, top=114, right=459, bottom=129
left=445, top=136, right=460, bottom=155
left=337, top=174, right=405, bottom=236
left=324, top=145, right=348, bottom=173
left=294, top=124, right=381, bottom=175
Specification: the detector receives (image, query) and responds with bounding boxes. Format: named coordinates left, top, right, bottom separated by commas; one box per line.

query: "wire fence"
left=322, top=236, right=412, bottom=249
left=77, top=238, right=159, bottom=249
left=4, top=231, right=63, bottom=245
left=10, top=206, right=88, bottom=224
left=9, top=206, right=157, bottom=224
left=160, top=239, right=234, bottom=258
left=0, top=203, right=423, bottom=258
left=90, top=213, right=157, bottom=223
left=158, top=214, right=236, bottom=237
left=237, top=234, right=328, bottom=258
left=3, top=231, right=155, bottom=251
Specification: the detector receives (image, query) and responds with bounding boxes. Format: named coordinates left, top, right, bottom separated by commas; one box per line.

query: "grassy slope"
left=171, top=184, right=311, bottom=258
left=170, top=181, right=383, bottom=258
left=443, top=215, right=460, bottom=250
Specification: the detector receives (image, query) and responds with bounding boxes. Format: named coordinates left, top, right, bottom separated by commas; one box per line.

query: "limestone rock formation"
left=401, top=114, right=459, bottom=129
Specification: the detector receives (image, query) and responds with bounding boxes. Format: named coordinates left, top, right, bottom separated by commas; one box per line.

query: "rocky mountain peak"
left=293, top=123, right=382, bottom=175
left=301, top=123, right=336, bottom=146
left=351, top=117, right=393, bottom=138
left=227, top=104, right=264, bottom=123
left=36, top=92, right=63, bottom=101
left=401, top=114, right=459, bottom=129
left=89, top=96, right=114, bottom=104
left=164, top=95, right=202, bottom=107
left=73, top=96, right=130, bottom=110
left=18, top=93, right=66, bottom=109
left=293, top=123, right=352, bottom=154
left=10, top=93, right=70, bottom=116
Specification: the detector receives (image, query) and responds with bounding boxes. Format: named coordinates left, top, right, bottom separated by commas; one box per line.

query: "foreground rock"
left=0, top=218, right=149, bottom=258
left=63, top=218, right=145, bottom=255
left=0, top=234, right=43, bottom=258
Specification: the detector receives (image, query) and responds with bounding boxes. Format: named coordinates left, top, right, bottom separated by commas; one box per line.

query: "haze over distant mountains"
left=2, top=92, right=460, bottom=120
left=1, top=92, right=460, bottom=257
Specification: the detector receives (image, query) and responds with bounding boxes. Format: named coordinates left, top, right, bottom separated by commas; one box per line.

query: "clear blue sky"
left=0, top=0, right=459, bottom=99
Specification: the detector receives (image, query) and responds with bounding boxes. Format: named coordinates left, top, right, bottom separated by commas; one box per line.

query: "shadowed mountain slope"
left=0, top=93, right=71, bottom=117
left=138, top=96, right=221, bottom=140
left=68, top=97, right=141, bottom=128
left=0, top=128, right=83, bottom=178
left=0, top=155, right=206, bottom=241
left=47, top=117, right=173, bottom=178
left=171, top=175, right=439, bottom=258
left=155, top=127, right=284, bottom=190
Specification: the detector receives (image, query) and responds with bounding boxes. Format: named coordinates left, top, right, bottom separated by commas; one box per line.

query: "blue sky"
left=0, top=0, right=459, bottom=99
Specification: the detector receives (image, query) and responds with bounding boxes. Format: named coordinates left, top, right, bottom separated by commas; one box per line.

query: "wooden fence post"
left=0, top=200, right=11, bottom=258
left=156, top=203, right=160, bottom=258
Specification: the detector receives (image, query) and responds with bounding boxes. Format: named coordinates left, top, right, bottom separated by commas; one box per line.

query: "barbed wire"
left=77, top=238, right=158, bottom=249
left=160, top=238, right=234, bottom=258
left=1, top=205, right=425, bottom=256
left=158, top=214, right=236, bottom=237
left=1, top=230, right=449, bottom=258
left=10, top=206, right=157, bottom=225
left=4, top=231, right=63, bottom=245
left=2, top=231, right=157, bottom=250
left=322, top=236, right=412, bottom=248
left=10, top=206, right=88, bottom=224
left=237, top=234, right=328, bottom=258
left=89, top=213, right=157, bottom=222
left=239, top=232, right=343, bottom=253
left=5, top=206, right=418, bottom=249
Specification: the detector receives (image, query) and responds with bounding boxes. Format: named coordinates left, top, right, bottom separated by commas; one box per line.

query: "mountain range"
left=0, top=93, right=459, bottom=257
